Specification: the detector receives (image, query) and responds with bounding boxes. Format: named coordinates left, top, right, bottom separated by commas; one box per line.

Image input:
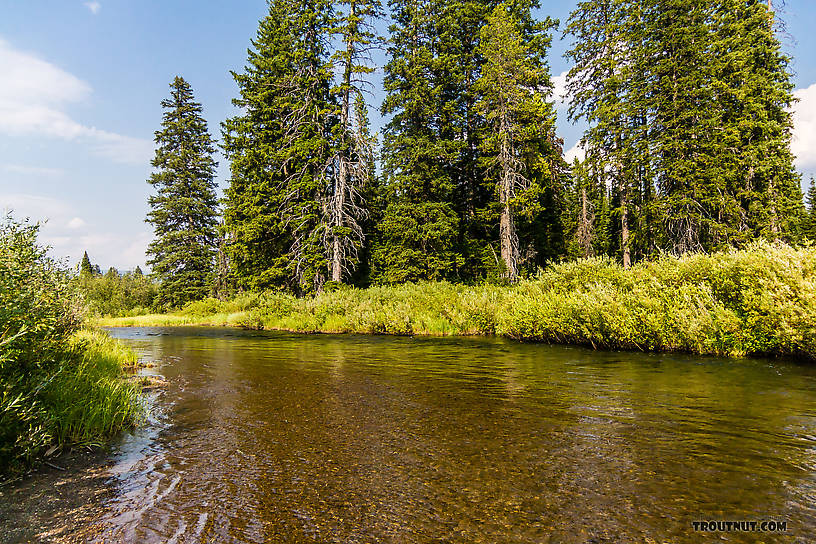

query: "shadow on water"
left=8, top=327, right=816, bottom=543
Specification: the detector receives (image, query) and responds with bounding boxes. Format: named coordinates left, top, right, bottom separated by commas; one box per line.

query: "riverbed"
left=2, top=327, right=815, bottom=542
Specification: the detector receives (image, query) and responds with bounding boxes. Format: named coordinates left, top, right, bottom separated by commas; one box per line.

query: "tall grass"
left=100, top=242, right=816, bottom=361
left=38, top=330, right=143, bottom=447
left=1, top=216, right=143, bottom=477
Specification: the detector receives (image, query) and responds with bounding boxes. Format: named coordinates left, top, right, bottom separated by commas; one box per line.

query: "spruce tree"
left=326, top=0, right=382, bottom=284
left=222, top=0, right=294, bottom=291
left=566, top=0, right=644, bottom=266
left=805, top=177, right=816, bottom=241
left=223, top=0, right=336, bottom=293
left=566, top=0, right=802, bottom=259
left=713, top=0, right=803, bottom=244
left=281, top=0, right=337, bottom=292
left=564, top=159, right=608, bottom=259
left=347, top=91, right=380, bottom=285
left=146, top=76, right=219, bottom=308
left=373, top=0, right=462, bottom=283
left=80, top=251, right=93, bottom=277
left=474, top=3, right=561, bottom=280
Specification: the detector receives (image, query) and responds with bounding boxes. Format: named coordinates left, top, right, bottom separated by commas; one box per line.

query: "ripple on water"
left=80, top=327, right=816, bottom=543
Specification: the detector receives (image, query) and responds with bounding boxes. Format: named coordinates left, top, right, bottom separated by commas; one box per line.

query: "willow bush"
left=0, top=216, right=142, bottom=477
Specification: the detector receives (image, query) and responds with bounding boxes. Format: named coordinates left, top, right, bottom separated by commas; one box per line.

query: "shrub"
left=0, top=216, right=142, bottom=477
left=99, top=242, right=816, bottom=360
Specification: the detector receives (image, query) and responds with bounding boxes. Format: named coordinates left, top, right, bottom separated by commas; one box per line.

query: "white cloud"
left=1, top=193, right=70, bottom=221
left=0, top=38, right=151, bottom=164
left=84, top=2, right=101, bottom=15
left=564, top=141, right=585, bottom=163
left=551, top=70, right=568, bottom=107
left=2, top=193, right=149, bottom=269
left=3, top=164, right=63, bottom=177
left=67, top=216, right=86, bottom=229
left=791, top=83, right=816, bottom=169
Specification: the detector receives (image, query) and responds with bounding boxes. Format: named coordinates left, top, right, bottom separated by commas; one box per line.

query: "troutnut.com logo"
left=692, top=520, right=788, bottom=533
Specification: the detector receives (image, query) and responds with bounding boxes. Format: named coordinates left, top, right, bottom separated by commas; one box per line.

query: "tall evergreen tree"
left=566, top=0, right=644, bottom=267
left=80, top=251, right=93, bottom=277
left=146, top=76, right=219, bottom=308
left=282, top=0, right=337, bottom=292
left=326, top=0, right=382, bottom=283
left=223, top=0, right=336, bottom=293
left=222, top=1, right=294, bottom=291
left=566, top=0, right=802, bottom=261
left=373, top=0, right=462, bottom=283
left=474, top=3, right=561, bottom=280
left=347, top=91, right=380, bottom=285
left=712, top=0, right=803, bottom=244
left=804, top=177, right=816, bottom=241
left=376, top=0, right=564, bottom=282
left=563, top=159, right=609, bottom=259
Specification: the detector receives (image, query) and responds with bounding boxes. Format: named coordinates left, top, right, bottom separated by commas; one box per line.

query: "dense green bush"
left=100, top=243, right=815, bottom=360
left=0, top=217, right=142, bottom=476
left=78, top=267, right=158, bottom=316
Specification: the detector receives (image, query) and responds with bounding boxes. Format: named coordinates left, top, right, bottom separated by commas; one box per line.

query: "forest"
left=82, top=0, right=816, bottom=361
left=120, top=0, right=815, bottom=311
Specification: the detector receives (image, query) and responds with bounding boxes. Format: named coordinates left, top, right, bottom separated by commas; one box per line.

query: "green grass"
left=1, top=216, right=145, bottom=478
left=1, top=329, right=143, bottom=476
left=38, top=330, right=144, bottom=447
left=98, top=242, right=816, bottom=361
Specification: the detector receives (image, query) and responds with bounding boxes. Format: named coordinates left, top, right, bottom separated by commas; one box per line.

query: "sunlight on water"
left=77, top=327, right=816, bottom=543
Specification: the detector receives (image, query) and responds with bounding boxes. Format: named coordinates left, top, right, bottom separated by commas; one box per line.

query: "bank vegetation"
left=1, top=217, right=142, bottom=478
left=97, top=243, right=815, bottom=361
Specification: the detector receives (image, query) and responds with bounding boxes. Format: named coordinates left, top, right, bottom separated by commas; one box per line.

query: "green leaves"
left=0, top=217, right=141, bottom=476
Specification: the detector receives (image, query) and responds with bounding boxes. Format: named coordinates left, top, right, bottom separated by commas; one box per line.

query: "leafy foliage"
left=103, top=244, right=816, bottom=361
left=0, top=216, right=141, bottom=477
left=77, top=262, right=158, bottom=317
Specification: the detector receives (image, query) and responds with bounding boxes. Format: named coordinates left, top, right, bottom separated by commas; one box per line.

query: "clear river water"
left=16, top=326, right=816, bottom=542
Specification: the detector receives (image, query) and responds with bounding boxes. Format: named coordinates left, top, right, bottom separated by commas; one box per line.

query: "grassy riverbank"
left=0, top=330, right=143, bottom=475
left=1, top=217, right=142, bottom=478
left=97, top=242, right=815, bottom=360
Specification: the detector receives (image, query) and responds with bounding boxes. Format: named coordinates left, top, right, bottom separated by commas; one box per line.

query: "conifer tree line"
left=143, top=0, right=813, bottom=303
left=563, top=0, right=804, bottom=265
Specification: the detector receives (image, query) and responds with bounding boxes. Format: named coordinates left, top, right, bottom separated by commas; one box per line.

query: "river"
left=4, top=326, right=816, bottom=542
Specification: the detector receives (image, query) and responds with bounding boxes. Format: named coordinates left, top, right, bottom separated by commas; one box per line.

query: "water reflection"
left=87, top=327, right=816, bottom=543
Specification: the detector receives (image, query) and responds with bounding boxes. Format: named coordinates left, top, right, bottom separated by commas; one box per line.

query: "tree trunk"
left=499, top=129, right=518, bottom=281
left=331, top=158, right=347, bottom=282
left=769, top=176, right=779, bottom=239
left=579, top=187, right=592, bottom=257
left=621, top=188, right=631, bottom=269
left=330, top=1, right=356, bottom=283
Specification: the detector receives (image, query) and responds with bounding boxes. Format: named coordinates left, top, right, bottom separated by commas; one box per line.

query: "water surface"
left=88, top=327, right=816, bottom=542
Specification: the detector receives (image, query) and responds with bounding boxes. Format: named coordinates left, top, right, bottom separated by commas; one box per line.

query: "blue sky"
left=1, top=0, right=815, bottom=271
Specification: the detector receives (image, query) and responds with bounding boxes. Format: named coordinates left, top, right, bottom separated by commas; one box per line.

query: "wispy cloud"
left=84, top=2, right=101, bottom=15
left=0, top=37, right=151, bottom=164
left=3, top=164, right=64, bottom=177
left=2, top=193, right=149, bottom=269
left=791, top=83, right=816, bottom=169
